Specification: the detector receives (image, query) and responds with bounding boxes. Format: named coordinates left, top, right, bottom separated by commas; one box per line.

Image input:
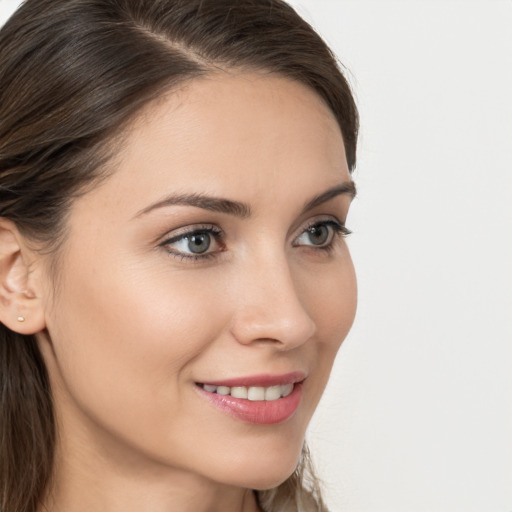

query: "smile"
left=195, top=372, right=305, bottom=424
left=198, top=383, right=294, bottom=401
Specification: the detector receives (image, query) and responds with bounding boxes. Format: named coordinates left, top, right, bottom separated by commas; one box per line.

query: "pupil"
left=308, top=225, right=329, bottom=245
left=188, top=233, right=210, bottom=253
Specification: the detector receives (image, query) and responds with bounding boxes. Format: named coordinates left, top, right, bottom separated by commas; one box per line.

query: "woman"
left=0, top=1, right=358, bottom=511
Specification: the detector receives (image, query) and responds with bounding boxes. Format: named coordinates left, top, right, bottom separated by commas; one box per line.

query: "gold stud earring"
left=17, top=316, right=25, bottom=322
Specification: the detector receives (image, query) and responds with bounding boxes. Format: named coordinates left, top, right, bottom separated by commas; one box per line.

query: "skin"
left=2, top=72, right=356, bottom=512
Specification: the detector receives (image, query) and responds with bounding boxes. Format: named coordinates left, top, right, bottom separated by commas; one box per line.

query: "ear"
left=0, top=219, right=46, bottom=335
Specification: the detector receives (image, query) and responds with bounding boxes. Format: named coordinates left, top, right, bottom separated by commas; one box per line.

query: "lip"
left=198, top=371, right=306, bottom=388
left=196, top=380, right=304, bottom=425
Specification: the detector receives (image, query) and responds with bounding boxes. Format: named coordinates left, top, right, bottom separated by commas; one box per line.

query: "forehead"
left=80, top=72, right=349, bottom=217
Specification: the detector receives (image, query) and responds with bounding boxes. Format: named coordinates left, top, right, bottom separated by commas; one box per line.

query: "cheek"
left=44, top=254, right=231, bottom=436
left=300, top=252, right=357, bottom=396
left=303, top=251, right=357, bottom=349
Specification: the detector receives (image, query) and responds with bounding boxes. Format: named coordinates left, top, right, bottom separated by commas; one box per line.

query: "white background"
left=1, top=1, right=511, bottom=511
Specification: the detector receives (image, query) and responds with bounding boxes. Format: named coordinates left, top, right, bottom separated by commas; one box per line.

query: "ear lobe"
left=0, top=219, right=46, bottom=335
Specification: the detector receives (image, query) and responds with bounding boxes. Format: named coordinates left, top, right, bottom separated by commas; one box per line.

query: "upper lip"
left=197, top=371, right=306, bottom=388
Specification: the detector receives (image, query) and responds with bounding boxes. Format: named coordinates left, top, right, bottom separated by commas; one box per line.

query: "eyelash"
left=295, top=219, right=351, bottom=254
left=159, top=224, right=223, bottom=262
left=159, top=219, right=351, bottom=262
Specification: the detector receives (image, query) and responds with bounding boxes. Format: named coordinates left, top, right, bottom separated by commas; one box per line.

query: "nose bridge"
left=229, top=246, right=316, bottom=348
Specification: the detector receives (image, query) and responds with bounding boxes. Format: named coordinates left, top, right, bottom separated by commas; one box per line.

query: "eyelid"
left=291, top=216, right=351, bottom=253
left=158, top=223, right=225, bottom=260
left=293, top=216, right=350, bottom=240
left=160, top=223, right=222, bottom=244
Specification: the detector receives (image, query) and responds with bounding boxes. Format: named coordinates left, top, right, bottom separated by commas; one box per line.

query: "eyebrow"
left=300, top=181, right=356, bottom=215
left=135, top=192, right=251, bottom=218
left=135, top=181, right=356, bottom=219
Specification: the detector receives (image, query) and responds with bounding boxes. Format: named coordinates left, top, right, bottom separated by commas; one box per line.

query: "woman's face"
left=37, top=72, right=357, bottom=490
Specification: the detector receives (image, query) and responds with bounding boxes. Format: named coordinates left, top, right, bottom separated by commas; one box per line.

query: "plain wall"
left=1, top=1, right=511, bottom=511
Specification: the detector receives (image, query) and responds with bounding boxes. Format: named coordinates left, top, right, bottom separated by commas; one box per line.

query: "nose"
left=228, top=252, right=317, bottom=350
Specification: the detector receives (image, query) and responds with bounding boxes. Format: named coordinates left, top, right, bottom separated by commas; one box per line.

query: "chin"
left=212, top=439, right=304, bottom=491
left=248, top=466, right=299, bottom=491
left=225, top=464, right=300, bottom=492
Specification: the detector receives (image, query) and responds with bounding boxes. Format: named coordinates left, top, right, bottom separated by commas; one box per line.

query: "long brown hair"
left=0, top=1, right=358, bottom=511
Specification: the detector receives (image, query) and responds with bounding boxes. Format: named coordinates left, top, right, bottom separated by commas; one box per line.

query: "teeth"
left=281, top=383, right=294, bottom=397
left=264, top=385, right=282, bottom=401
left=200, top=383, right=296, bottom=401
left=231, top=386, right=248, bottom=399
left=247, top=386, right=265, bottom=401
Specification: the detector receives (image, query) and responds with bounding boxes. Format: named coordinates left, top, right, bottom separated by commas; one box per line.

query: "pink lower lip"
left=196, top=382, right=303, bottom=425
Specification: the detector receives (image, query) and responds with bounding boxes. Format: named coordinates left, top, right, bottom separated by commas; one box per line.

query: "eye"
left=183, top=232, right=212, bottom=254
left=160, top=225, right=223, bottom=260
left=293, top=219, right=350, bottom=249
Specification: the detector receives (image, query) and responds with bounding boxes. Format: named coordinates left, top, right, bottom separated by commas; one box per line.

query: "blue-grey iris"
left=187, top=233, right=211, bottom=253
left=307, top=225, right=329, bottom=245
